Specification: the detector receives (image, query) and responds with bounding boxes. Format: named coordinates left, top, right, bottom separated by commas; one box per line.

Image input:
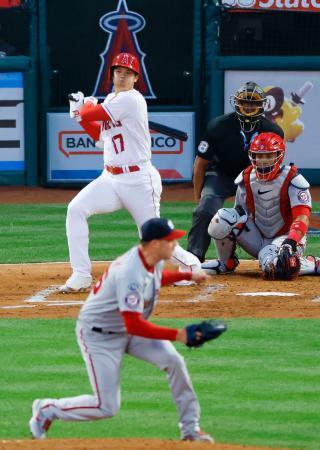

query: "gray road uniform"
left=210, top=165, right=317, bottom=275
left=36, top=246, right=201, bottom=437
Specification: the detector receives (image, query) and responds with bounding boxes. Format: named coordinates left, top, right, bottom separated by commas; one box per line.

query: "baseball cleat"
left=59, top=273, right=92, bottom=293
left=182, top=430, right=214, bottom=443
left=201, top=256, right=239, bottom=275
left=29, top=399, right=52, bottom=439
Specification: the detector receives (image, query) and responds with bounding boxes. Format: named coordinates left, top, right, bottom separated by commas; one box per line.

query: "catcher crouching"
left=202, top=132, right=320, bottom=280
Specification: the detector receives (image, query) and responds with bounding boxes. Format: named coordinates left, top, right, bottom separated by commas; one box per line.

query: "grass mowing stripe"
left=1, top=202, right=320, bottom=263
left=0, top=318, right=319, bottom=448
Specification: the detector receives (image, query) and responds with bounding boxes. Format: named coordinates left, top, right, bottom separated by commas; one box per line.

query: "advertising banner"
left=221, top=0, right=320, bottom=12
left=224, top=71, right=320, bottom=171
left=0, top=72, right=24, bottom=171
left=47, top=112, right=194, bottom=183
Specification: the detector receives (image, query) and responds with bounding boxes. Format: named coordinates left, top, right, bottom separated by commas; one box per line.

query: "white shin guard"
left=214, top=237, right=236, bottom=264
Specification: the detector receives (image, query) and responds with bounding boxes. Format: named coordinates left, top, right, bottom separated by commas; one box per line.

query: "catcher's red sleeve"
left=291, top=205, right=311, bottom=220
left=161, top=270, right=192, bottom=286
left=121, top=311, right=178, bottom=340
left=289, top=205, right=310, bottom=242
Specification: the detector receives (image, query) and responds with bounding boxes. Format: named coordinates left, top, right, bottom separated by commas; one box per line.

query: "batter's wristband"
left=288, top=220, right=308, bottom=242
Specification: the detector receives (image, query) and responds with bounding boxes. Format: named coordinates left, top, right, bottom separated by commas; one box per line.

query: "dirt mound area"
left=1, top=261, right=319, bottom=319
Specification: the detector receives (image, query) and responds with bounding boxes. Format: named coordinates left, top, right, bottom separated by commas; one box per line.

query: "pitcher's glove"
left=185, top=320, right=227, bottom=348
left=263, top=239, right=300, bottom=281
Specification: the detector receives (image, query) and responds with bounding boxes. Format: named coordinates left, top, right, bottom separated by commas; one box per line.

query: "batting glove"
left=68, top=91, right=84, bottom=121
left=84, top=96, right=98, bottom=106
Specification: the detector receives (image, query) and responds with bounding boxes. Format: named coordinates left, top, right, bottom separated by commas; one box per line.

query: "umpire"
left=187, top=81, right=284, bottom=262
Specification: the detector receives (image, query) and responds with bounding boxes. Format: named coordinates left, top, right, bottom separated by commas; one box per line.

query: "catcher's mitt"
left=264, top=243, right=300, bottom=281
left=185, top=320, right=227, bottom=348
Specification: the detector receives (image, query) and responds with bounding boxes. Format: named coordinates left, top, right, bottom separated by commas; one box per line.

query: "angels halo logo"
left=92, top=0, right=156, bottom=99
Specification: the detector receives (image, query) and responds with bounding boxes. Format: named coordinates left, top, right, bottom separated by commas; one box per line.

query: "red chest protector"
left=243, top=165, right=298, bottom=236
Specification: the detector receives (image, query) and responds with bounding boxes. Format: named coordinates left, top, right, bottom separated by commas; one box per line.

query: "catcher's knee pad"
left=258, top=244, right=278, bottom=272
left=208, top=206, right=248, bottom=240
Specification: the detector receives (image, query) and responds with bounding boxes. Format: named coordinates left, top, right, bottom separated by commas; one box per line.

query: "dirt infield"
left=1, top=260, right=319, bottom=319
left=0, top=438, right=288, bottom=450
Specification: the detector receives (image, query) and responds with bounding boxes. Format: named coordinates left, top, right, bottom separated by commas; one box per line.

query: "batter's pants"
left=66, top=163, right=162, bottom=276
left=66, top=163, right=200, bottom=276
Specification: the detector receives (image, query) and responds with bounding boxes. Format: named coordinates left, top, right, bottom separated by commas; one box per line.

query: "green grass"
left=1, top=318, right=320, bottom=449
left=0, top=202, right=319, bottom=263
left=1, top=203, right=320, bottom=449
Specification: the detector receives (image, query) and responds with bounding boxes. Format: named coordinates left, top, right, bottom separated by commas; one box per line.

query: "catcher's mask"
left=230, top=82, right=267, bottom=132
left=249, top=132, right=285, bottom=182
left=110, top=52, right=140, bottom=80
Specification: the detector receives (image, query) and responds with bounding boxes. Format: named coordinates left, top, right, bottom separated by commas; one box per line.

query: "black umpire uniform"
left=187, top=111, right=284, bottom=262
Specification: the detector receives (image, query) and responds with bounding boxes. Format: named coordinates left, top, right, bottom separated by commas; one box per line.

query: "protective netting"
left=220, top=11, right=320, bottom=56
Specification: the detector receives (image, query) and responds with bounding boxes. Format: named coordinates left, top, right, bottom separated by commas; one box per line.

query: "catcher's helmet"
left=110, top=52, right=140, bottom=78
left=249, top=132, right=285, bottom=182
left=231, top=82, right=267, bottom=132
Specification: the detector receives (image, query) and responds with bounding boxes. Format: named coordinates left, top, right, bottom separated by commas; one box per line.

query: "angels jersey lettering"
left=101, top=89, right=151, bottom=166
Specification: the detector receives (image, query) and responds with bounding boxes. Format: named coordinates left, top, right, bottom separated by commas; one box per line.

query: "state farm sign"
left=222, top=0, right=320, bottom=12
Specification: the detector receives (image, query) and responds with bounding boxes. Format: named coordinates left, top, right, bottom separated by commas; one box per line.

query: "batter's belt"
left=105, top=165, right=140, bottom=175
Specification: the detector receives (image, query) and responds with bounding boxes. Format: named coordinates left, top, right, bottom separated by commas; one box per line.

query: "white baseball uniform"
left=34, top=246, right=201, bottom=438
left=66, top=89, right=199, bottom=279
left=214, top=165, right=317, bottom=275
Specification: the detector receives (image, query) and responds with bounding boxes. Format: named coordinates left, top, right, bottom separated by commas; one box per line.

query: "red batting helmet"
left=110, top=52, right=140, bottom=77
left=249, top=132, right=286, bottom=182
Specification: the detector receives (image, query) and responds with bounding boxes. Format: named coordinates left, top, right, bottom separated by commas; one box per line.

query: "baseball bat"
left=148, top=121, right=188, bottom=142
left=68, top=94, right=188, bottom=141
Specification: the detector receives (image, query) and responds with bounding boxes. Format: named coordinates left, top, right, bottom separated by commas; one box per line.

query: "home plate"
left=237, top=292, right=298, bottom=297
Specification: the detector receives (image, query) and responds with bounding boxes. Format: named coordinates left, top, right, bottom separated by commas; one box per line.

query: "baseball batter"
left=61, top=52, right=200, bottom=293
left=202, top=132, right=320, bottom=279
left=29, top=218, right=214, bottom=442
